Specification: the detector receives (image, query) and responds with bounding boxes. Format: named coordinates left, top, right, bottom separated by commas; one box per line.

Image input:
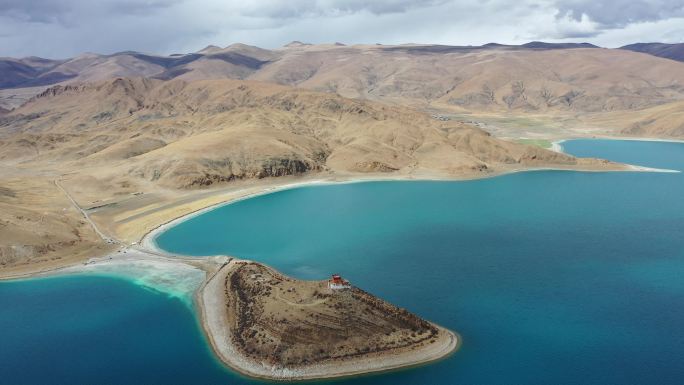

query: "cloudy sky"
left=1, top=0, right=683, bottom=58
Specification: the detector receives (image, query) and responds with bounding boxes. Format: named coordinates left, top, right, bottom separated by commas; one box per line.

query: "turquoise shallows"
left=0, top=275, right=236, bottom=384
left=3, top=139, right=684, bottom=384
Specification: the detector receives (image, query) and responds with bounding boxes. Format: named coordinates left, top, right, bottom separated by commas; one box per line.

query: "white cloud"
left=590, top=17, right=684, bottom=47
left=531, top=11, right=602, bottom=39
left=555, top=0, right=684, bottom=28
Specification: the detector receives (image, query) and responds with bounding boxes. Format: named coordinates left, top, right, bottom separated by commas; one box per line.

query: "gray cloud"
left=555, top=0, right=684, bottom=28
left=240, top=0, right=449, bottom=18
left=0, top=0, right=69, bottom=23
left=0, top=0, right=179, bottom=23
left=1, top=0, right=683, bottom=58
left=553, top=29, right=601, bottom=39
left=105, top=0, right=181, bottom=16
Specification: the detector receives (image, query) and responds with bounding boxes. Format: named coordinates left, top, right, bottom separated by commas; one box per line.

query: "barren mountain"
left=251, top=44, right=684, bottom=114
left=0, top=56, right=68, bottom=89
left=4, top=42, right=684, bottom=119
left=1, top=77, right=609, bottom=190
left=0, top=44, right=279, bottom=95
left=584, top=100, right=684, bottom=138
left=621, top=43, right=684, bottom=63
left=153, top=44, right=280, bottom=82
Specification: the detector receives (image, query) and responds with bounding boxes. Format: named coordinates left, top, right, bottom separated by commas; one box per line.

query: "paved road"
left=54, top=179, right=114, bottom=244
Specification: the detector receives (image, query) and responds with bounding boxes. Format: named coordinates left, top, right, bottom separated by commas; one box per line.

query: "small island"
left=199, top=260, right=459, bottom=381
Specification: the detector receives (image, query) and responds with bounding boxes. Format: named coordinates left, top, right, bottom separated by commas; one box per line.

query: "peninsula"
left=200, top=260, right=458, bottom=380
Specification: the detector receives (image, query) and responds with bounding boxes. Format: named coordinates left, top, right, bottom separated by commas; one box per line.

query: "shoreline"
left=552, top=136, right=684, bottom=152
left=550, top=137, right=681, bottom=173
left=593, top=136, right=684, bottom=144
left=551, top=139, right=565, bottom=153
left=140, top=161, right=649, bottom=254
left=3, top=136, right=681, bottom=381
left=3, top=198, right=462, bottom=382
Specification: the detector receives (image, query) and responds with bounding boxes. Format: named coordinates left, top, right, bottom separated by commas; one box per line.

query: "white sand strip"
left=550, top=139, right=565, bottom=153
left=626, top=164, right=680, bottom=173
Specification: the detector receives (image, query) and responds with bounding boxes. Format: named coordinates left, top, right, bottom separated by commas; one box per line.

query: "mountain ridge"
left=0, top=41, right=622, bottom=91
left=2, top=42, right=684, bottom=119
left=620, top=42, right=684, bottom=63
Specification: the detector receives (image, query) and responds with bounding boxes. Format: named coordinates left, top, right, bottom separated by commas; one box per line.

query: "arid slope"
left=1, top=77, right=605, bottom=191
left=3, top=43, right=684, bottom=118
left=0, top=175, right=110, bottom=274
left=583, top=100, right=684, bottom=138
left=250, top=45, right=684, bottom=118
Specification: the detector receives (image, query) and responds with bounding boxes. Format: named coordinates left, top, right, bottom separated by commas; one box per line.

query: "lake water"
left=2, top=139, right=684, bottom=384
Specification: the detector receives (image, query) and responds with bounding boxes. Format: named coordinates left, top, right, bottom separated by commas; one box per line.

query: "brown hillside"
left=1, top=77, right=605, bottom=192
left=4, top=44, right=684, bottom=119
left=250, top=45, right=684, bottom=113
left=583, top=100, right=684, bottom=138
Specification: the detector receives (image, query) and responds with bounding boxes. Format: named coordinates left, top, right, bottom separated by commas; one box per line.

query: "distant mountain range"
left=2, top=40, right=684, bottom=138
left=0, top=43, right=278, bottom=89
left=1, top=41, right=684, bottom=115
left=620, top=43, right=684, bottom=63
left=0, top=41, right=605, bottom=90
left=4, top=41, right=684, bottom=93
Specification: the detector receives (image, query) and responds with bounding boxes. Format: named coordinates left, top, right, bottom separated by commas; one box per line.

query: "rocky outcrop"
left=353, top=161, right=399, bottom=173
left=32, top=84, right=87, bottom=100
left=134, top=154, right=322, bottom=189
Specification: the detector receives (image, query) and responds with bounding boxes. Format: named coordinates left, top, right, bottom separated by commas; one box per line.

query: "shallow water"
left=3, top=140, right=684, bottom=384
left=72, top=258, right=206, bottom=305
left=0, top=275, right=236, bottom=385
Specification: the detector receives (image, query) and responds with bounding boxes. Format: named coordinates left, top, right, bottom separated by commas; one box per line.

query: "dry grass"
left=224, top=262, right=444, bottom=367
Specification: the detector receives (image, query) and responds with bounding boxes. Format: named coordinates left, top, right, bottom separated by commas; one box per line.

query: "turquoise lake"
left=2, top=139, right=684, bottom=384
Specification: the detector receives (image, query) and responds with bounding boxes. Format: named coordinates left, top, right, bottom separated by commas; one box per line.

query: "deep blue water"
left=2, top=140, right=684, bottom=384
